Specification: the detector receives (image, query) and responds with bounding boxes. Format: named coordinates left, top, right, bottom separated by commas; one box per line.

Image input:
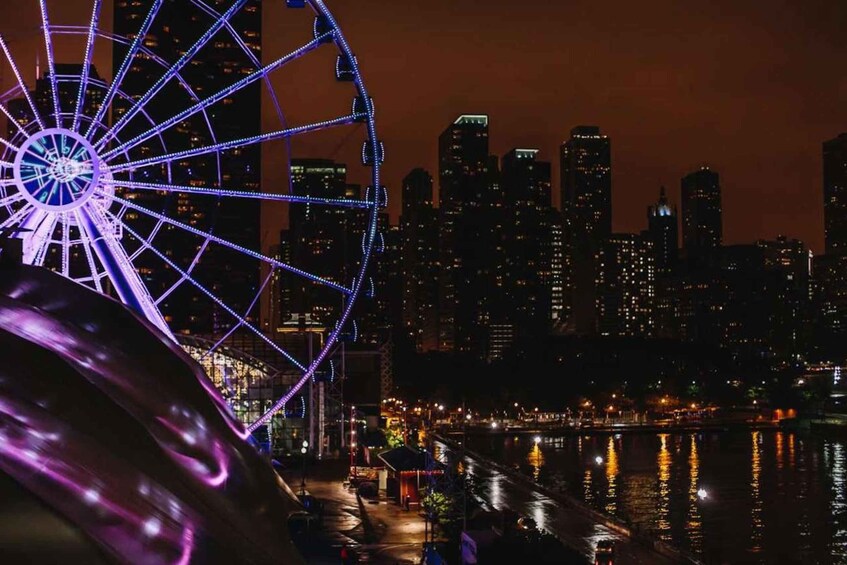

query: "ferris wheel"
left=0, top=0, right=383, bottom=432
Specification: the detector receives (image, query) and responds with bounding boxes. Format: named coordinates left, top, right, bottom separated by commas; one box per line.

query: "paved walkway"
left=283, top=460, right=426, bottom=564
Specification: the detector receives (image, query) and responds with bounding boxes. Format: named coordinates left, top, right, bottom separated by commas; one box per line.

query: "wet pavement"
left=434, top=440, right=677, bottom=565
left=283, top=460, right=425, bottom=564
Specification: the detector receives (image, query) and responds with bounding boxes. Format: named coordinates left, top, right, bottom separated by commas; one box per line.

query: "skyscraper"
left=560, top=126, right=611, bottom=334
left=646, top=186, right=679, bottom=275
left=594, top=234, right=655, bottom=337
left=7, top=64, right=105, bottom=138
left=112, top=0, right=262, bottom=336
left=281, top=159, right=357, bottom=327
left=560, top=126, right=612, bottom=243
left=400, top=168, right=439, bottom=351
left=757, top=236, right=811, bottom=359
left=823, top=133, right=847, bottom=255
left=681, top=166, right=722, bottom=255
left=439, top=115, right=490, bottom=207
left=437, top=114, right=499, bottom=355
left=500, top=148, right=554, bottom=345
left=813, top=254, right=847, bottom=357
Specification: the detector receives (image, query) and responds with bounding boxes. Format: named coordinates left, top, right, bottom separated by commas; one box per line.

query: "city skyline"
left=1, top=1, right=846, bottom=252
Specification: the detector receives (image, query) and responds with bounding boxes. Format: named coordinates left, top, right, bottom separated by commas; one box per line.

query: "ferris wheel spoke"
left=113, top=213, right=308, bottom=373
left=0, top=134, right=19, bottom=154
left=84, top=0, right=164, bottom=140
left=101, top=32, right=333, bottom=158
left=0, top=204, right=35, bottom=233
left=99, top=178, right=374, bottom=209
left=72, top=0, right=102, bottom=133
left=38, top=0, right=62, bottom=128
left=0, top=193, right=24, bottom=208
left=94, top=0, right=249, bottom=149
left=154, top=239, right=211, bottom=306
left=60, top=214, right=71, bottom=275
left=0, top=102, right=31, bottom=141
left=105, top=191, right=354, bottom=296
left=198, top=268, right=273, bottom=363
left=0, top=36, right=45, bottom=131
left=106, top=113, right=363, bottom=174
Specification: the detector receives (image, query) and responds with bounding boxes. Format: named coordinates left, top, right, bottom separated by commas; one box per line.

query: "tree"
left=383, top=425, right=404, bottom=448
left=421, top=489, right=454, bottom=527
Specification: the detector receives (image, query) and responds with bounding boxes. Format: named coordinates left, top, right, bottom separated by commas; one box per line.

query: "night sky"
left=4, top=0, right=847, bottom=252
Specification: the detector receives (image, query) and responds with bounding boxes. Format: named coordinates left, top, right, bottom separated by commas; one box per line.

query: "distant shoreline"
left=439, top=419, right=780, bottom=438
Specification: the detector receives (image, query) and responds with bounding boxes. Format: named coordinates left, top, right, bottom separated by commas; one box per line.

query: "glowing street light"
left=300, top=440, right=309, bottom=494
left=595, top=456, right=604, bottom=466
left=533, top=436, right=542, bottom=445
left=491, top=421, right=498, bottom=429
left=697, top=488, right=708, bottom=500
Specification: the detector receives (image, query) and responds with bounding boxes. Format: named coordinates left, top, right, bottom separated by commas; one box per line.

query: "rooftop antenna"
left=35, top=50, right=40, bottom=81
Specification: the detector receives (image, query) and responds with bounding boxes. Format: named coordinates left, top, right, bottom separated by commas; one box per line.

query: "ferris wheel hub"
left=14, top=128, right=102, bottom=213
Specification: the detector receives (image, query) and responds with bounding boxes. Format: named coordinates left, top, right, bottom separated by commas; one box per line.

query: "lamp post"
left=300, top=440, right=309, bottom=495
left=350, top=405, right=357, bottom=481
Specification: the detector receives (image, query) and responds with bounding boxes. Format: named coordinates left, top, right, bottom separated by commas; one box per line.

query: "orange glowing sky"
left=4, top=0, right=847, bottom=253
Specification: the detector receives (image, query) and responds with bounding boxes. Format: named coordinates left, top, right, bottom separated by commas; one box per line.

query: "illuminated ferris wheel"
left=0, top=0, right=383, bottom=432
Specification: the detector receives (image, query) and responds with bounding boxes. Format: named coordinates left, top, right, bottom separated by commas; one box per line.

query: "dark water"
left=467, top=430, right=847, bottom=564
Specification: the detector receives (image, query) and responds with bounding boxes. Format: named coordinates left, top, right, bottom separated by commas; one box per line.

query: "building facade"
left=595, top=234, right=655, bottom=338
left=400, top=169, right=439, bottom=351
left=824, top=133, right=847, bottom=255
left=681, top=166, right=722, bottom=255
left=560, top=126, right=612, bottom=244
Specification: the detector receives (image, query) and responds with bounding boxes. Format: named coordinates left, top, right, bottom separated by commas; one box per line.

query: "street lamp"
left=595, top=456, right=604, bottom=466
left=300, top=440, right=309, bottom=495
left=350, top=405, right=357, bottom=481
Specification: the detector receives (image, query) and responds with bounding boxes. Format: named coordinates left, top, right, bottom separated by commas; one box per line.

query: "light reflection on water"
left=750, top=431, right=763, bottom=553
left=656, top=433, right=671, bottom=541
left=605, top=436, right=618, bottom=515
left=527, top=444, right=544, bottom=482
left=686, top=434, right=702, bottom=554
left=831, top=441, right=847, bottom=559
left=470, top=430, right=847, bottom=563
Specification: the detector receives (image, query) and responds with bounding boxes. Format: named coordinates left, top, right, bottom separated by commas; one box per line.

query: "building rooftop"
left=378, top=445, right=444, bottom=472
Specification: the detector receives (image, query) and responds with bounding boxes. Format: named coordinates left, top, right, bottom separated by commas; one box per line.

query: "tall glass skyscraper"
left=646, top=186, right=679, bottom=274
left=681, top=166, right=722, bottom=255
left=560, top=125, right=612, bottom=243
left=437, top=114, right=496, bottom=354
left=823, top=133, right=847, bottom=255
left=400, top=168, right=439, bottom=351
